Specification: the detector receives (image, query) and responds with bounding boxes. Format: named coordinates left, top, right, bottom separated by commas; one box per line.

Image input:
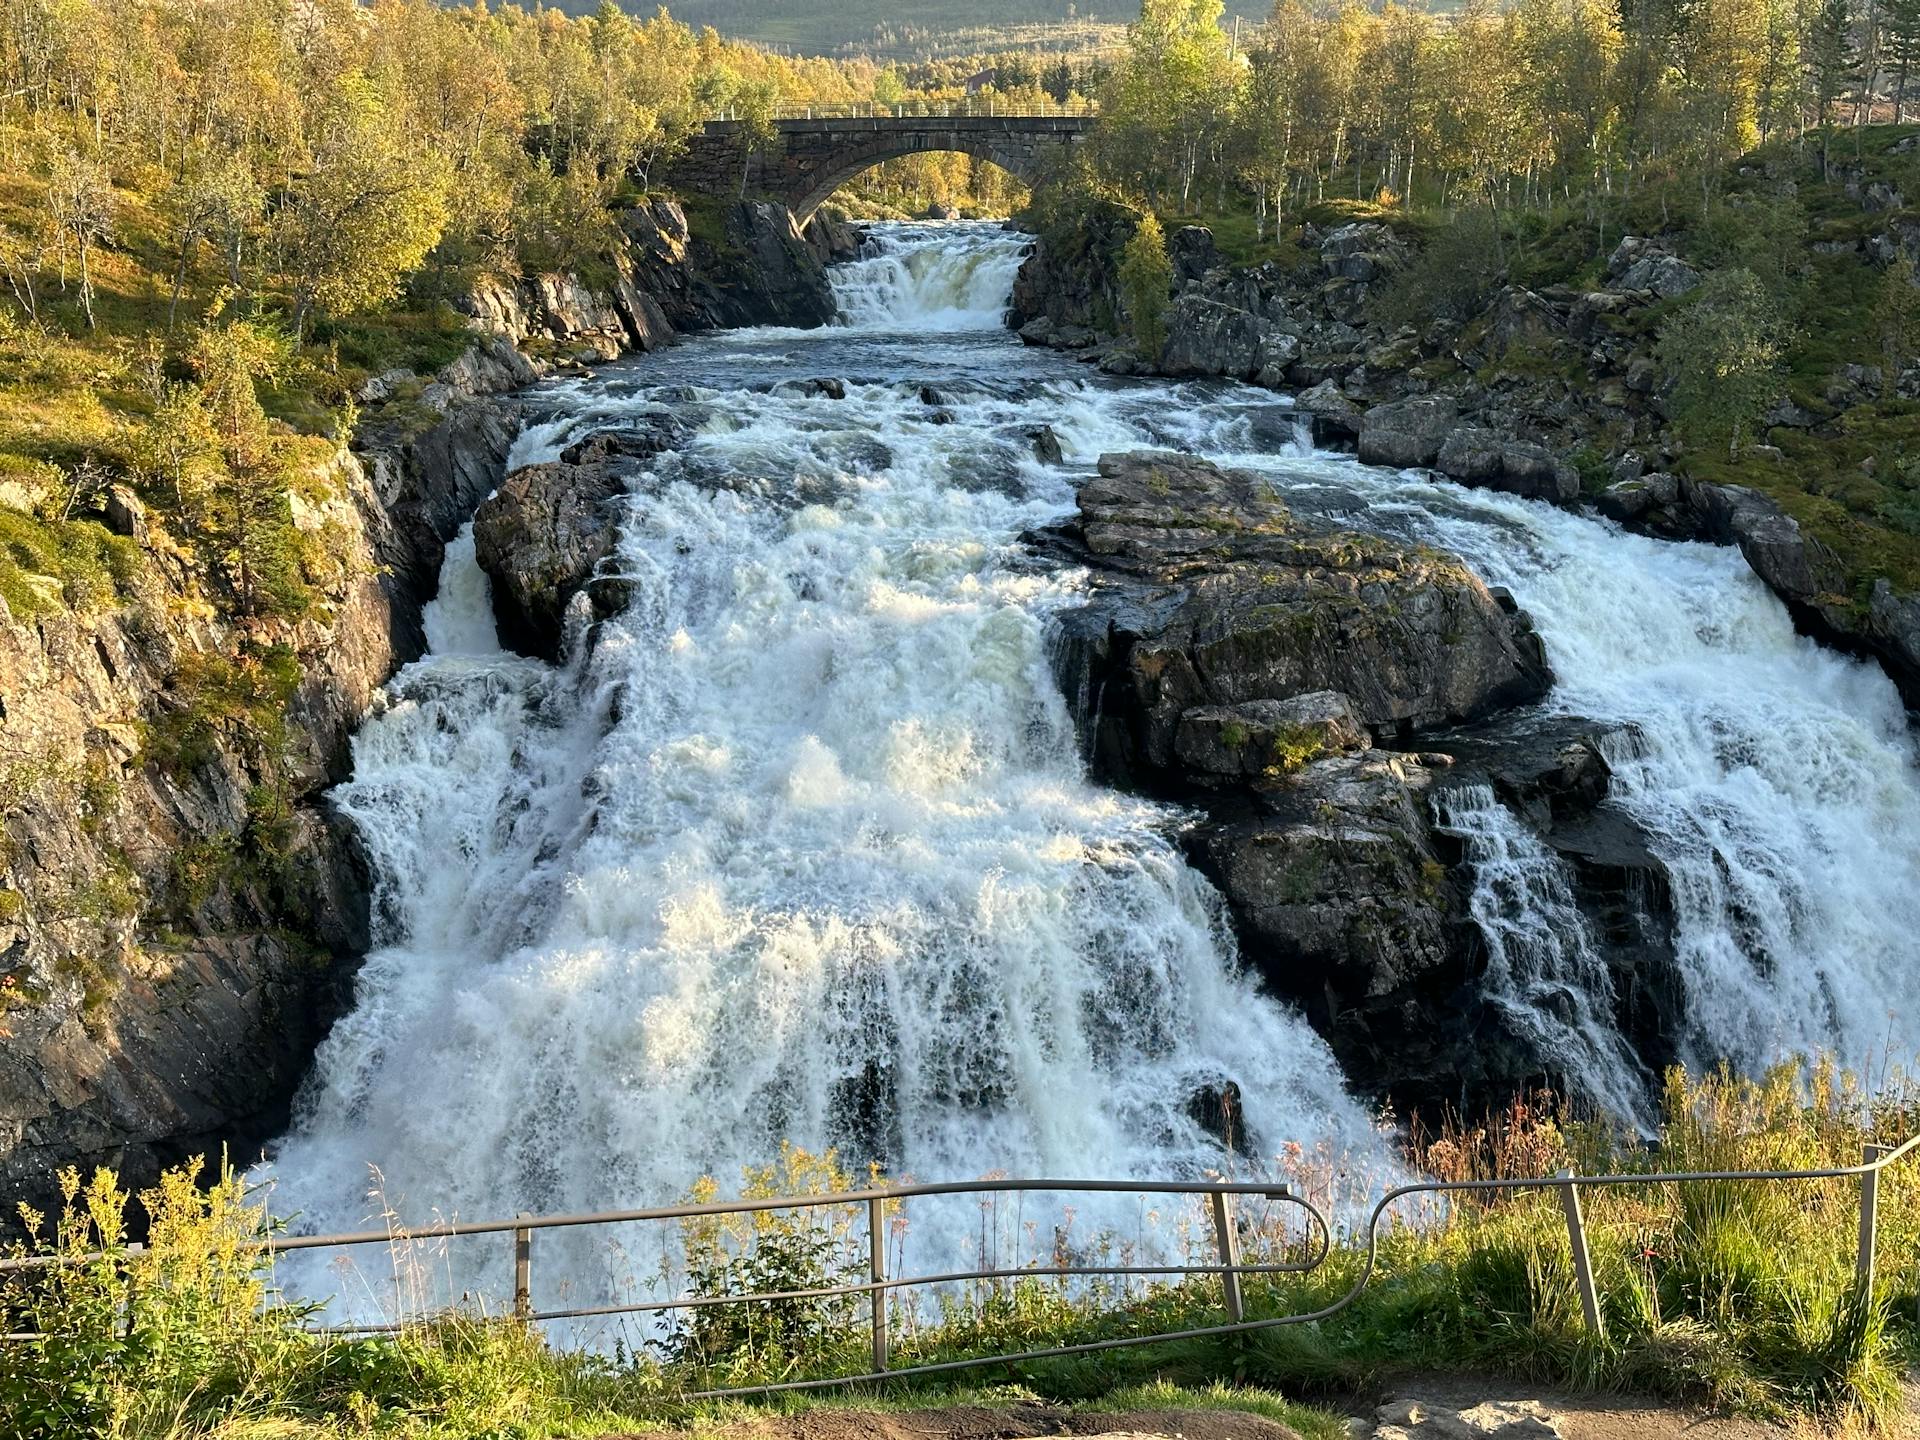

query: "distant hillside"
left=559, top=1, right=1269, bottom=59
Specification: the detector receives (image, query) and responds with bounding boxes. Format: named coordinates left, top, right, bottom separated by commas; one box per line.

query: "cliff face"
left=0, top=198, right=854, bottom=1222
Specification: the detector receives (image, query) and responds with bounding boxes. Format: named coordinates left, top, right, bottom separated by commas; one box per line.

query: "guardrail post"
left=121, top=1241, right=143, bottom=1339
left=867, top=1196, right=889, bottom=1374
left=513, top=1214, right=532, bottom=1323
left=1209, top=1191, right=1244, bottom=1322
left=1858, top=1144, right=1889, bottom=1293
left=1556, top=1169, right=1604, bottom=1338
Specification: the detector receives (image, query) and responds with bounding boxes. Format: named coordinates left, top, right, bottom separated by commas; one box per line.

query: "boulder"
left=101, top=485, right=147, bottom=543
left=1295, top=380, right=1363, bottom=446
left=473, top=456, right=626, bottom=662
left=1615, top=253, right=1700, bottom=298
left=1486, top=286, right=1564, bottom=352
left=1252, top=324, right=1304, bottom=387
left=1434, top=427, right=1581, bottom=504
left=1168, top=225, right=1220, bottom=286
left=1172, top=691, right=1371, bottom=778
left=1016, top=316, right=1056, bottom=347
left=1596, top=471, right=1679, bottom=524
left=1159, top=295, right=1263, bottom=378
left=1319, top=222, right=1403, bottom=281
left=1367, top=1399, right=1564, bottom=1439
left=472, top=419, right=686, bottom=660
left=1027, top=424, right=1065, bottom=465
left=356, top=366, right=417, bottom=404
left=1358, top=396, right=1460, bottom=468
left=1826, top=363, right=1884, bottom=407
left=1037, top=451, right=1552, bottom=775
left=437, top=336, right=537, bottom=398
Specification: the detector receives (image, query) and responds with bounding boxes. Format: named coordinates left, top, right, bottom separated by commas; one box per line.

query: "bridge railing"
left=6, top=1138, right=1918, bottom=1396
left=705, top=96, right=1098, bottom=123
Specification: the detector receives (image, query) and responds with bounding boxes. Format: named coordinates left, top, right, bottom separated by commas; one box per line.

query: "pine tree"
left=1807, top=0, right=1859, bottom=176
left=1117, top=212, right=1173, bottom=358
left=1887, top=0, right=1920, bottom=120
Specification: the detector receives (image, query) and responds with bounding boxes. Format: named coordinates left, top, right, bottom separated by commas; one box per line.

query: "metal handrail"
left=5, top=1136, right=1915, bottom=1400
left=703, top=98, right=1098, bottom=124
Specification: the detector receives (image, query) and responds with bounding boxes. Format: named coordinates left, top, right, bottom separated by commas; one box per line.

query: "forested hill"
left=561, top=0, right=1265, bottom=58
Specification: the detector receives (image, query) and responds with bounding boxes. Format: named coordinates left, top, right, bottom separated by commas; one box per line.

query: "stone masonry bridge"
left=667, top=115, right=1093, bottom=221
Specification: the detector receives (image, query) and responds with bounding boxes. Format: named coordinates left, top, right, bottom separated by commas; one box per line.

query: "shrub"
left=1372, top=205, right=1505, bottom=328
left=1118, top=211, right=1173, bottom=357
left=1656, top=267, right=1793, bottom=455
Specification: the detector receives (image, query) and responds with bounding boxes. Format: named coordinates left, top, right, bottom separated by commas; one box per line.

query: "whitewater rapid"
left=266, top=222, right=1920, bottom=1321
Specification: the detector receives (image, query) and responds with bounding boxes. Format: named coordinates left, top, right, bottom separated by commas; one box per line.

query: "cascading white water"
left=262, top=224, right=1378, bottom=1318
left=1430, top=784, right=1649, bottom=1122
left=266, top=221, right=1920, bottom=1321
left=828, top=222, right=1028, bottom=331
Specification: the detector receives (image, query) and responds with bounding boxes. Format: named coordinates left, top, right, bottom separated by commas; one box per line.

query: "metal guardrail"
left=705, top=98, right=1097, bottom=123
left=5, top=1137, right=1918, bottom=1395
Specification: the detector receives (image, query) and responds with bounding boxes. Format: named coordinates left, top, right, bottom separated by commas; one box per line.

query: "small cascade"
left=1431, top=785, right=1652, bottom=1123
left=828, top=221, right=1030, bottom=331
left=422, top=523, right=502, bottom=657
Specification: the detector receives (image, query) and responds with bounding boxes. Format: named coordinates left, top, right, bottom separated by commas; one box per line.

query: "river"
left=261, top=221, right=1920, bottom=1321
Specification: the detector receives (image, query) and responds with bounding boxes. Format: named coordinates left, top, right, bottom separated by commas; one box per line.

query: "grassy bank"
left=5, top=1065, right=1918, bottom=1438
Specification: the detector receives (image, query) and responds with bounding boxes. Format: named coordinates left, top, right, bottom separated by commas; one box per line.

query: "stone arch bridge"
left=667, top=115, right=1093, bottom=221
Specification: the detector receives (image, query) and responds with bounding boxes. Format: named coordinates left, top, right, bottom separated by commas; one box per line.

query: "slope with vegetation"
left=1016, top=0, right=1920, bottom=699
left=0, top=0, right=967, bottom=1227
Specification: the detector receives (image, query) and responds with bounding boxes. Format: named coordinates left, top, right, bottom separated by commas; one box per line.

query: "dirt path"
left=605, top=1389, right=1918, bottom=1440
left=1361, top=1377, right=1830, bottom=1439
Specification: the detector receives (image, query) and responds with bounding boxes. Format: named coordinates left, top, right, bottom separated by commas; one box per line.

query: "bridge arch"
left=669, top=116, right=1093, bottom=223
left=790, top=137, right=1041, bottom=221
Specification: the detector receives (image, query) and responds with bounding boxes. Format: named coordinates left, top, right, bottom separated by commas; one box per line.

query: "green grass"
left=0, top=506, right=143, bottom=618
left=6, top=1065, right=1920, bottom=1439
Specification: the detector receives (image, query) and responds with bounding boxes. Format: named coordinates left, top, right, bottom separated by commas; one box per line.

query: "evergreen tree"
left=1808, top=0, right=1859, bottom=175
left=1117, top=212, right=1173, bottom=358
left=1887, top=0, right=1920, bottom=120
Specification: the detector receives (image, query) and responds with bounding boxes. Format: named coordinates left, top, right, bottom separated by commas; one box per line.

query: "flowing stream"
left=265, top=222, right=1920, bottom=1319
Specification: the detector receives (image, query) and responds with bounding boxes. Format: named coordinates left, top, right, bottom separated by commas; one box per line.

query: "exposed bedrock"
left=1033, top=452, right=1681, bottom=1113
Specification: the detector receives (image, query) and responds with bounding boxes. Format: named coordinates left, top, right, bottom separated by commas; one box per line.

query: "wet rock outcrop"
left=472, top=419, right=688, bottom=661
left=1031, top=454, right=1637, bottom=1106
left=1037, top=452, right=1552, bottom=776
left=1034, top=453, right=1680, bottom=1111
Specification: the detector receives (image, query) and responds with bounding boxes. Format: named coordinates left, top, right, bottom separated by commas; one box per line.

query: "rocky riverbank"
left=1010, top=201, right=1920, bottom=709
left=1029, top=453, right=1681, bottom=1115
left=0, top=199, right=855, bottom=1222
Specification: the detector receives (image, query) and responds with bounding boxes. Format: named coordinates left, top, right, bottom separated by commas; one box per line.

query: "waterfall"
left=1430, top=784, right=1650, bottom=1123
left=262, top=227, right=1379, bottom=1319
left=827, top=221, right=1029, bottom=331
left=263, top=223, right=1920, bottom=1322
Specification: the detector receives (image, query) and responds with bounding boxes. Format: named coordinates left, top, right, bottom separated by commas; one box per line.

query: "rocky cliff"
left=1012, top=210, right=1920, bottom=709
left=0, top=198, right=855, bottom=1223
left=1033, top=453, right=1680, bottom=1112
